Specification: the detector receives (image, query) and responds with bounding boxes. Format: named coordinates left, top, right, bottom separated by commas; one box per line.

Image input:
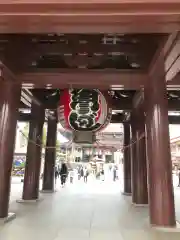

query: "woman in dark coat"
left=60, top=163, right=68, bottom=186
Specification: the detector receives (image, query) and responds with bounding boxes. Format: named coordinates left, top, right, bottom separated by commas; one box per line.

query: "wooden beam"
left=165, top=33, right=180, bottom=82
left=19, top=101, right=30, bottom=109
left=1, top=1, right=180, bottom=14
left=111, top=114, right=126, bottom=123
left=132, top=90, right=144, bottom=109
left=111, top=113, right=180, bottom=124
left=22, top=89, right=41, bottom=107
left=168, top=116, right=180, bottom=124
left=168, top=99, right=180, bottom=111
left=111, top=98, right=132, bottom=111
left=19, top=92, right=180, bottom=111
left=0, top=1, right=179, bottom=33
left=148, top=32, right=180, bottom=83
left=19, top=97, right=132, bottom=110
left=149, top=33, right=177, bottom=73
left=0, top=21, right=178, bottom=34
left=167, top=72, right=180, bottom=88
left=166, top=55, right=180, bottom=82
left=17, top=69, right=147, bottom=89
left=18, top=112, right=31, bottom=122
left=165, top=35, right=180, bottom=72
left=0, top=61, right=16, bottom=81
left=113, top=99, right=180, bottom=111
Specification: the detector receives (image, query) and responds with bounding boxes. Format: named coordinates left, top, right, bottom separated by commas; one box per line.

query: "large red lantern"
left=58, top=89, right=112, bottom=132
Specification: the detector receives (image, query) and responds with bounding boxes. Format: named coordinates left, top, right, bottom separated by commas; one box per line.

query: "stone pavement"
left=0, top=175, right=180, bottom=240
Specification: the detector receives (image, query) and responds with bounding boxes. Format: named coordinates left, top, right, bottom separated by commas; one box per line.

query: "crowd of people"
left=54, top=162, right=180, bottom=189
left=54, top=163, right=119, bottom=187
left=77, top=166, right=89, bottom=183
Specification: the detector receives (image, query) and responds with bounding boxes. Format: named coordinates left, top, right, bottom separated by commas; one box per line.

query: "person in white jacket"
left=69, top=169, right=74, bottom=184
left=84, top=168, right=89, bottom=183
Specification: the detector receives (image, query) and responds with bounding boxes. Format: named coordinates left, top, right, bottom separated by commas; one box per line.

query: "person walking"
left=69, top=169, right=74, bottom=184
left=80, top=167, right=84, bottom=179
left=77, top=166, right=81, bottom=180
left=113, top=166, right=117, bottom=181
left=178, top=169, right=180, bottom=187
left=55, top=167, right=59, bottom=183
left=100, top=168, right=105, bottom=181
left=60, top=162, right=68, bottom=187
left=84, top=167, right=89, bottom=183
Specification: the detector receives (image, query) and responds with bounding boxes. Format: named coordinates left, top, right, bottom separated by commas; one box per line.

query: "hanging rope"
left=96, top=132, right=145, bottom=152
left=18, top=129, right=72, bottom=150
left=18, top=127, right=145, bottom=151
left=18, top=128, right=176, bottom=154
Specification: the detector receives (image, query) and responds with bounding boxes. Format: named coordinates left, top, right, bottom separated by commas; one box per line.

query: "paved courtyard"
left=0, top=174, right=180, bottom=240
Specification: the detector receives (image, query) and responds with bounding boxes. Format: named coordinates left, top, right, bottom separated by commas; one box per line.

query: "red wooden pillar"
left=21, top=102, right=45, bottom=201
left=0, top=80, right=20, bottom=219
left=145, top=61, right=176, bottom=227
left=123, top=123, right=131, bottom=195
left=135, top=114, right=148, bottom=205
left=42, top=116, right=57, bottom=192
left=131, top=109, right=148, bottom=205
left=131, top=114, right=137, bottom=203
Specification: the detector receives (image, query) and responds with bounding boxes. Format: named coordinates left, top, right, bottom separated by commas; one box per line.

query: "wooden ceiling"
left=0, top=33, right=165, bottom=73
left=0, top=33, right=179, bottom=116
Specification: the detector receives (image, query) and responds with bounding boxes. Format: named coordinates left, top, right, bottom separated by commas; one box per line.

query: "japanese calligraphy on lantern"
left=58, top=89, right=112, bottom=132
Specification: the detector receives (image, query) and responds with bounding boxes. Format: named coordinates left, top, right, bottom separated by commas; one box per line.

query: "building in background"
left=171, top=136, right=180, bottom=170
left=14, top=122, right=180, bottom=172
